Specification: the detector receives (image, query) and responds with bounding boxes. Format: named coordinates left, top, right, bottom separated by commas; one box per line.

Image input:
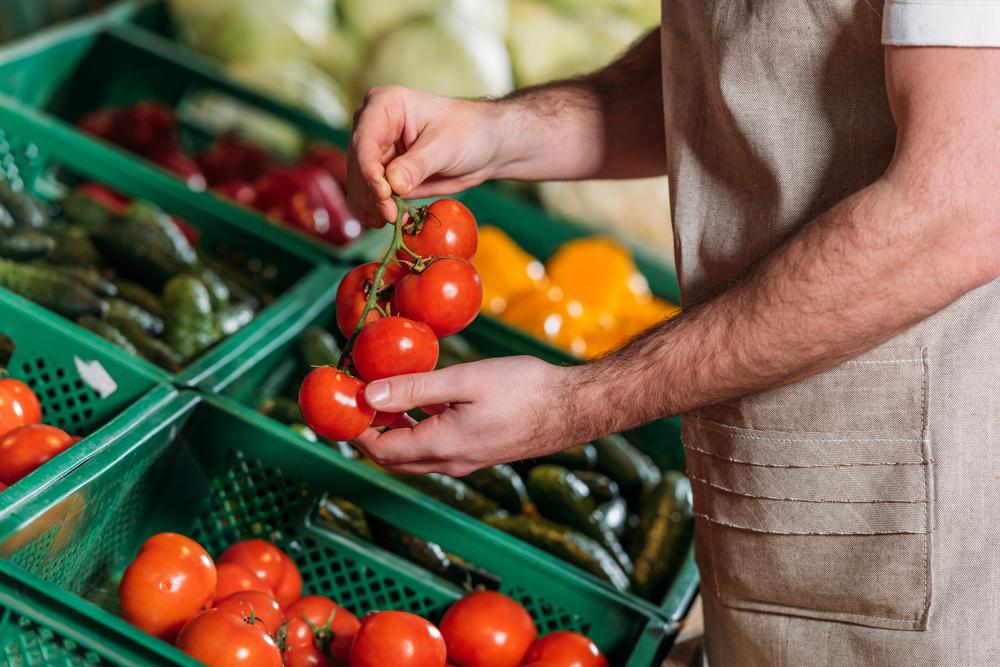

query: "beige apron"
left=661, top=1, right=1000, bottom=664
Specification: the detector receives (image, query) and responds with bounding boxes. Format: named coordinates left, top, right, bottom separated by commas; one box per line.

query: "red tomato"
left=0, top=424, right=74, bottom=485
left=215, top=562, right=274, bottom=599
left=214, top=590, right=284, bottom=637
left=350, top=611, right=447, bottom=667
left=284, top=643, right=335, bottom=667
left=335, top=262, right=409, bottom=338
left=176, top=608, right=282, bottom=667
left=523, top=631, right=608, bottom=667
left=352, top=317, right=439, bottom=382
left=399, top=199, right=477, bottom=261
left=213, top=180, right=258, bottom=207
left=218, top=540, right=297, bottom=597
left=119, top=533, right=217, bottom=642
left=0, top=384, right=26, bottom=440
left=0, top=379, right=41, bottom=424
left=0, top=482, right=6, bottom=492
left=272, top=556, right=303, bottom=609
left=392, top=259, right=482, bottom=337
left=78, top=108, right=119, bottom=140
left=304, top=144, right=348, bottom=187
left=298, top=367, right=375, bottom=441
left=284, top=595, right=359, bottom=665
left=197, top=138, right=271, bottom=185
left=439, top=591, right=537, bottom=667
left=111, top=102, right=178, bottom=157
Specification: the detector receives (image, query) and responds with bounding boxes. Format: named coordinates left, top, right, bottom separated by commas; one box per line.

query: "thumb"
left=364, top=370, right=457, bottom=412
left=384, top=133, right=451, bottom=196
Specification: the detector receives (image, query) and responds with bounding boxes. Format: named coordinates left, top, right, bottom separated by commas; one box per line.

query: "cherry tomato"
left=272, top=556, right=303, bottom=609
left=350, top=611, right=447, bottom=667
left=392, top=259, right=482, bottom=337
left=439, top=591, right=537, bottom=667
left=0, top=384, right=26, bottom=440
left=352, top=317, right=439, bottom=382
left=119, top=533, right=217, bottom=642
left=284, top=643, right=335, bottom=667
left=218, top=540, right=299, bottom=602
left=522, top=631, right=608, bottom=667
left=284, top=595, right=359, bottom=665
left=176, top=608, right=282, bottom=667
left=0, top=379, right=41, bottom=425
left=335, top=262, right=408, bottom=338
left=215, top=562, right=274, bottom=599
left=215, top=590, right=284, bottom=637
left=0, top=424, right=74, bottom=485
left=298, top=367, right=375, bottom=441
left=399, top=199, right=477, bottom=261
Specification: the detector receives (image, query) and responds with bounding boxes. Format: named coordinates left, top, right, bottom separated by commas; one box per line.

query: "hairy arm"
left=348, top=31, right=664, bottom=226
left=353, top=46, right=1000, bottom=475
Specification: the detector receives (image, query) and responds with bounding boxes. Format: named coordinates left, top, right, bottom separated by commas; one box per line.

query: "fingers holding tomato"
left=299, top=367, right=375, bottom=441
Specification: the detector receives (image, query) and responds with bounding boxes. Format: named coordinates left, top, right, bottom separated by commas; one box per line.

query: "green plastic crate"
left=0, top=391, right=674, bottom=666
left=0, top=288, right=173, bottom=521
left=0, top=97, right=345, bottom=393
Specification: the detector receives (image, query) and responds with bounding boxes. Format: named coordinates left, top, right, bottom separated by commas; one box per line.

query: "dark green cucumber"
left=216, top=302, right=254, bottom=336
left=629, top=471, right=694, bottom=600
left=0, top=181, right=48, bottom=228
left=113, top=279, right=164, bottom=317
left=196, top=267, right=231, bottom=307
left=91, top=225, right=194, bottom=290
left=60, top=190, right=113, bottom=230
left=316, top=496, right=371, bottom=540
left=0, top=259, right=106, bottom=319
left=297, top=327, right=341, bottom=368
left=461, top=465, right=530, bottom=513
left=0, top=230, right=54, bottom=260
left=0, top=202, right=14, bottom=229
left=123, top=202, right=198, bottom=264
left=573, top=471, right=620, bottom=503
left=163, top=275, right=222, bottom=360
left=50, top=265, right=117, bottom=298
left=484, top=514, right=630, bottom=592
left=106, top=298, right=164, bottom=335
left=260, top=397, right=303, bottom=424
left=593, top=434, right=662, bottom=503
left=288, top=423, right=318, bottom=442
left=594, top=496, right=629, bottom=538
left=77, top=315, right=137, bottom=355
left=393, top=473, right=500, bottom=518
left=46, top=225, right=101, bottom=266
left=367, top=515, right=456, bottom=579
left=527, top=465, right=633, bottom=576
left=541, top=443, right=598, bottom=471
left=111, top=317, right=183, bottom=371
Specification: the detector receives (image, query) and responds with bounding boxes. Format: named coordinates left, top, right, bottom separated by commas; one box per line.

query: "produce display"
left=474, top=226, right=680, bottom=358
left=0, top=181, right=271, bottom=371
left=78, top=101, right=363, bottom=248
left=118, top=531, right=605, bottom=667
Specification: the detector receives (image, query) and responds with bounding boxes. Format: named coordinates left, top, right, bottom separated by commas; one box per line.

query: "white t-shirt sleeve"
left=883, top=0, right=1000, bottom=46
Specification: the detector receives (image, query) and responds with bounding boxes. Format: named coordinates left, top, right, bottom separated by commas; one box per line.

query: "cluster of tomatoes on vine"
left=299, top=198, right=482, bottom=441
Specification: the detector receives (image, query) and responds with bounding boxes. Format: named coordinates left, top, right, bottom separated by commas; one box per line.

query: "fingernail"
left=387, top=166, right=411, bottom=192
left=366, top=381, right=390, bottom=407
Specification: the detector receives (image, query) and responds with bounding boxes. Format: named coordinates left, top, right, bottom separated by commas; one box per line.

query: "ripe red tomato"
left=284, top=595, right=359, bottom=665
left=335, top=262, right=409, bottom=337
left=214, top=590, right=284, bottom=637
left=215, top=562, right=274, bottom=599
left=0, top=379, right=41, bottom=424
left=176, top=608, right=282, bottom=667
left=522, top=631, right=608, bottom=667
left=0, top=384, right=26, bottom=440
left=298, top=367, right=375, bottom=441
left=284, top=643, right=335, bottom=667
left=399, top=199, right=477, bottom=261
left=352, top=317, right=439, bottom=382
left=0, top=424, right=74, bottom=485
left=218, top=540, right=299, bottom=603
left=349, top=611, right=447, bottom=667
left=272, top=556, right=303, bottom=609
left=439, top=591, right=537, bottom=667
left=392, top=259, right=482, bottom=337
left=119, top=533, right=217, bottom=642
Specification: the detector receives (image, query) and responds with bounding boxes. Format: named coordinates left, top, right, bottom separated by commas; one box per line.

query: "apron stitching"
left=694, top=512, right=928, bottom=536
left=715, top=596, right=926, bottom=624
left=689, top=473, right=930, bottom=504
left=919, top=348, right=933, bottom=625
left=689, top=413, right=923, bottom=440
left=686, top=444, right=926, bottom=467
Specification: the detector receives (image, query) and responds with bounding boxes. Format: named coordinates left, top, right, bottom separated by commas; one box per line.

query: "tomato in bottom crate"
left=523, top=631, right=609, bottom=667
left=176, top=608, right=282, bottom=667
left=439, top=590, right=537, bottom=667
left=349, top=610, right=447, bottom=667
left=282, top=595, right=359, bottom=665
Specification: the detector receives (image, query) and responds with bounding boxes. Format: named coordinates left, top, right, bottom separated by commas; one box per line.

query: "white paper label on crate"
left=74, top=357, right=118, bottom=398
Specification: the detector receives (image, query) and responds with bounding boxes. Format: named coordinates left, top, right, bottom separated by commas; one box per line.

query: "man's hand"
left=351, top=357, right=584, bottom=476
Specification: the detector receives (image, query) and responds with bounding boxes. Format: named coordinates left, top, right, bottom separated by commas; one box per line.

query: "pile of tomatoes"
left=0, top=375, right=79, bottom=492
left=120, top=532, right=607, bottom=667
left=299, top=199, right=483, bottom=441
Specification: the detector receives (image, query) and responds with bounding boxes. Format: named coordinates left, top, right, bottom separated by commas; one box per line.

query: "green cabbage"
left=338, top=0, right=506, bottom=40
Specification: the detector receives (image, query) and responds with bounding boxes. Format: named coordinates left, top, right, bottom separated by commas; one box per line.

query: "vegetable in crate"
left=253, top=164, right=362, bottom=247
left=163, top=275, right=223, bottom=360
left=0, top=259, right=107, bottom=319
left=439, top=591, right=537, bottom=667
left=628, top=471, right=694, bottom=600
left=350, top=610, right=447, bottom=667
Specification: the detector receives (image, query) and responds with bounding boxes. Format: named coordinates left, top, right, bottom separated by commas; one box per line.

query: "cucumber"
left=0, top=259, right=106, bottom=319
left=461, top=465, right=530, bottom=514
left=484, top=514, right=630, bottom=592
left=106, top=298, right=164, bottom=335
left=111, top=317, right=183, bottom=371
left=123, top=202, right=198, bottom=264
left=297, top=327, right=341, bottom=368
left=196, top=267, right=231, bottom=307
left=0, top=230, right=54, bottom=260
left=573, top=471, right=620, bottom=503
left=367, top=516, right=456, bottom=579
left=77, top=315, right=137, bottom=355
left=46, top=225, right=101, bottom=266
left=216, top=302, right=254, bottom=336
left=0, top=202, right=14, bottom=229
left=594, top=496, right=628, bottom=538
left=51, top=265, right=118, bottom=298
left=163, top=275, right=222, bottom=360
left=316, top=496, right=371, bottom=540
left=0, top=181, right=48, bottom=228
left=393, top=473, right=500, bottom=518
left=629, top=471, right=694, bottom=600
left=91, top=224, right=194, bottom=290
left=113, top=279, right=164, bottom=317
left=288, top=423, right=318, bottom=442
left=259, top=397, right=303, bottom=425
left=527, top=465, right=633, bottom=576
left=60, top=190, right=113, bottom=230
left=593, top=434, right=662, bottom=503
left=541, top=443, right=598, bottom=471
